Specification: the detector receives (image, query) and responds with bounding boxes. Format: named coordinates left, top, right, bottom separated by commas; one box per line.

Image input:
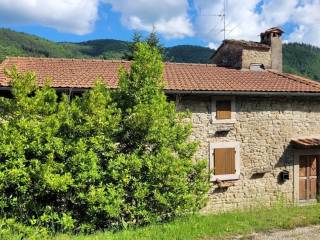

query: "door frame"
left=294, top=149, right=320, bottom=203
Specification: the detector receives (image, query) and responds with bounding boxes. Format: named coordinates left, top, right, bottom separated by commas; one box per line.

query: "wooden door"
left=299, top=155, right=318, bottom=201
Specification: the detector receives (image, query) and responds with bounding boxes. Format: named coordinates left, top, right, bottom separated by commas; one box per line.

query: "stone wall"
left=242, top=48, right=271, bottom=69
left=177, top=95, right=320, bottom=212
left=213, top=43, right=272, bottom=70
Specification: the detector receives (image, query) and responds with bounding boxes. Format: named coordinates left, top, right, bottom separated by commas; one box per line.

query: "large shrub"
left=0, top=43, right=209, bottom=233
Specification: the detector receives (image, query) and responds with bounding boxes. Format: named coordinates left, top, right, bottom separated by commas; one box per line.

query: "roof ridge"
left=286, top=73, right=320, bottom=87
left=267, top=70, right=320, bottom=90
left=225, top=39, right=263, bottom=44
left=164, top=62, right=217, bottom=67
left=5, top=56, right=220, bottom=67
left=223, top=39, right=270, bottom=48
left=5, top=56, right=132, bottom=63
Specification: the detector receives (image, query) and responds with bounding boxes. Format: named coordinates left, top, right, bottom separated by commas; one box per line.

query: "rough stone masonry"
left=177, top=95, right=320, bottom=212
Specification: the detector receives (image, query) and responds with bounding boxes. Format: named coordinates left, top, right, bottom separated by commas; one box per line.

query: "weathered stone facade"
left=212, top=27, right=283, bottom=72
left=177, top=95, right=320, bottom=212
left=212, top=44, right=271, bottom=70
left=242, top=48, right=271, bottom=69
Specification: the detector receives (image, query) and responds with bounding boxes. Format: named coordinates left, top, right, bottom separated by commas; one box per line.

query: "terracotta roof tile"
left=291, top=137, right=320, bottom=148
left=1, top=57, right=320, bottom=94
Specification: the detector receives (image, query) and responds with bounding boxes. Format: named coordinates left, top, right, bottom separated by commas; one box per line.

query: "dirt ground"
left=233, top=225, right=320, bottom=240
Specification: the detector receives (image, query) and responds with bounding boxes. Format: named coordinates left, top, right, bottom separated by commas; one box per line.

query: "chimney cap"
left=261, top=27, right=284, bottom=36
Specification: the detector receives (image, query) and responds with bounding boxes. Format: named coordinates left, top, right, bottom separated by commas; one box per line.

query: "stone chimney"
left=260, top=27, right=284, bottom=72
left=212, top=27, right=284, bottom=72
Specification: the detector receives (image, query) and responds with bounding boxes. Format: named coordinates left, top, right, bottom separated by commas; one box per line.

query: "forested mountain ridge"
left=0, top=28, right=319, bottom=80
left=283, top=43, right=320, bottom=80
left=0, top=28, right=212, bottom=63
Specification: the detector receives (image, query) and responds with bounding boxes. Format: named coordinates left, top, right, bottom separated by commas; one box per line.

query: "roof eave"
left=1, top=86, right=320, bottom=96
left=164, top=89, right=320, bottom=96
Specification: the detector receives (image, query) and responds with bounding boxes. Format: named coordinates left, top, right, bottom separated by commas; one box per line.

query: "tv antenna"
left=222, top=0, right=226, bottom=40
left=199, top=0, right=235, bottom=40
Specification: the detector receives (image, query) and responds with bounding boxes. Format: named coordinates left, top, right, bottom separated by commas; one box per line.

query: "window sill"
left=209, top=122, right=236, bottom=135
left=211, top=119, right=237, bottom=124
left=211, top=174, right=240, bottom=182
left=215, top=181, right=235, bottom=189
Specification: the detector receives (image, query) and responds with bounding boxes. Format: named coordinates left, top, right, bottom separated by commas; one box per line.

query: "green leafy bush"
left=0, top=43, right=209, bottom=234
left=0, top=218, right=49, bottom=240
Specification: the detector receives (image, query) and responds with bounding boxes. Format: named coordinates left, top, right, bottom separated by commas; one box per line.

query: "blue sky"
left=0, top=0, right=319, bottom=48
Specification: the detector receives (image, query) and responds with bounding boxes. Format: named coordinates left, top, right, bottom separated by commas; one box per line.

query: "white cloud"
left=0, top=0, right=319, bottom=47
left=105, top=0, right=194, bottom=39
left=0, top=0, right=100, bottom=35
left=193, top=0, right=320, bottom=47
left=261, top=0, right=298, bottom=26
left=194, top=0, right=266, bottom=45
left=207, top=42, right=218, bottom=49
left=288, top=0, right=320, bottom=46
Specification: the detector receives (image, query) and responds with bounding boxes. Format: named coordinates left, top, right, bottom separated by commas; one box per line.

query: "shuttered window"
left=214, top=148, right=236, bottom=175
left=216, top=100, right=231, bottom=119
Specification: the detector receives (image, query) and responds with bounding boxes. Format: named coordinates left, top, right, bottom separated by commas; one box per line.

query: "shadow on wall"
left=275, top=144, right=294, bottom=185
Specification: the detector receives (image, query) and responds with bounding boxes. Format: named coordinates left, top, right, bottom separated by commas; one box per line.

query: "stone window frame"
left=209, top=141, right=240, bottom=181
left=211, top=96, right=236, bottom=124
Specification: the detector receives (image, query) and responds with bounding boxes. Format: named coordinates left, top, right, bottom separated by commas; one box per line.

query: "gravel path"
left=234, top=225, right=320, bottom=240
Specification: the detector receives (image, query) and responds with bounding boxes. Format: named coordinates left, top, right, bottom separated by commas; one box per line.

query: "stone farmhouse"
left=1, top=27, right=320, bottom=212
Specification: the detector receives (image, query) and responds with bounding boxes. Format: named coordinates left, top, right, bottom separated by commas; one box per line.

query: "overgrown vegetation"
left=57, top=204, right=320, bottom=240
left=2, top=204, right=320, bottom=239
left=0, top=43, right=209, bottom=235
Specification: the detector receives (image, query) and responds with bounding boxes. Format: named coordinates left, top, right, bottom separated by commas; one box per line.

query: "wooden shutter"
left=214, top=148, right=236, bottom=175
left=299, top=155, right=318, bottom=200
left=310, top=157, right=317, bottom=199
left=299, top=179, right=307, bottom=200
left=216, top=100, right=231, bottom=119
left=310, top=178, right=317, bottom=199
left=310, top=157, right=317, bottom=176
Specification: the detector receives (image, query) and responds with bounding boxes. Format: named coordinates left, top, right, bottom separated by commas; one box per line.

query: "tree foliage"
left=283, top=43, right=320, bottom=80
left=145, top=29, right=165, bottom=56
left=124, top=31, right=143, bottom=60
left=0, top=43, right=209, bottom=234
left=125, top=30, right=166, bottom=60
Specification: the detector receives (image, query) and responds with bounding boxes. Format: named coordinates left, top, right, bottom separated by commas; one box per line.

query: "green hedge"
left=0, top=43, right=209, bottom=234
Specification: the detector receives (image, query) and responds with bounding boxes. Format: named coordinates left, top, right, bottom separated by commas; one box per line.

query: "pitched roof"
left=1, top=57, right=320, bottom=94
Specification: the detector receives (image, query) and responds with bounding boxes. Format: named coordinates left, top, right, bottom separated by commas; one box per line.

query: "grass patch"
left=2, top=204, right=320, bottom=239
left=53, top=204, right=320, bottom=240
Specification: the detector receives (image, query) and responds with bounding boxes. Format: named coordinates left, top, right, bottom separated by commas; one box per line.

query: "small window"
left=212, top=97, right=236, bottom=124
left=216, top=100, right=231, bottom=119
left=214, top=148, right=236, bottom=175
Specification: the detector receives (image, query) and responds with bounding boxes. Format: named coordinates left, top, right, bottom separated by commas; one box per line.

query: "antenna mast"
left=223, top=0, right=226, bottom=40
left=199, top=0, right=229, bottom=40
